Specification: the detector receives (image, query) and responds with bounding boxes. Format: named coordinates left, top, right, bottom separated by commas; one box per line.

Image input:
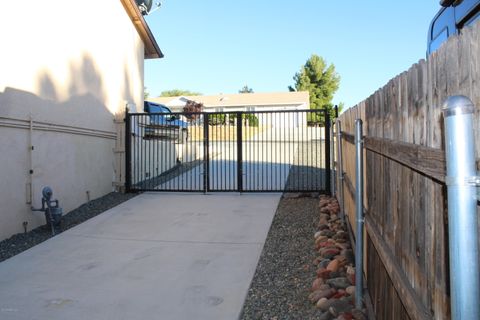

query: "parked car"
left=143, top=101, right=189, bottom=143
left=428, top=0, right=480, bottom=55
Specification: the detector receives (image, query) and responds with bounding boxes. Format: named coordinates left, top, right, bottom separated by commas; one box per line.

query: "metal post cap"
left=442, top=95, right=475, bottom=117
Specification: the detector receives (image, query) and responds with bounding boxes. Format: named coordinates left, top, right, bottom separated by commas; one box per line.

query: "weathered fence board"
left=335, top=20, right=480, bottom=320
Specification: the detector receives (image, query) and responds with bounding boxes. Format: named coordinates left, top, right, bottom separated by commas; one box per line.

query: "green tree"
left=238, top=85, right=254, bottom=93
left=160, top=89, right=202, bottom=97
left=144, top=87, right=150, bottom=99
left=290, top=54, right=340, bottom=125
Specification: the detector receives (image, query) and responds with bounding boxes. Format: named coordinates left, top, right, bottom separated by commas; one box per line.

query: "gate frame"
left=125, top=109, right=331, bottom=194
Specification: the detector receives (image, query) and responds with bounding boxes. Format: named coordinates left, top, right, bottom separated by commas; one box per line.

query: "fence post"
left=330, top=122, right=335, bottom=195
left=203, top=113, right=210, bottom=193
left=124, top=108, right=132, bottom=193
left=336, top=120, right=345, bottom=220
left=442, top=95, right=480, bottom=320
left=354, top=119, right=364, bottom=309
left=237, top=112, right=243, bottom=192
left=324, top=110, right=331, bottom=195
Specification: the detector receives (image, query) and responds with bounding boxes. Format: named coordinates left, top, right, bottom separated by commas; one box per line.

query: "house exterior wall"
left=0, top=0, right=147, bottom=240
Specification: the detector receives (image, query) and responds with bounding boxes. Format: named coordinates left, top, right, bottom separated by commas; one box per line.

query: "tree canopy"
left=160, top=89, right=202, bottom=97
left=289, top=54, right=340, bottom=124
left=238, top=85, right=254, bottom=93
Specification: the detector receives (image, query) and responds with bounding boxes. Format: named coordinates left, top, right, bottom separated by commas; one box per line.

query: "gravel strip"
left=240, top=194, right=321, bottom=320
left=0, top=192, right=137, bottom=263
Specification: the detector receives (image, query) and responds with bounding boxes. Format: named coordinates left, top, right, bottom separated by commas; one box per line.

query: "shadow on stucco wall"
left=0, top=54, right=115, bottom=131
left=0, top=53, right=139, bottom=240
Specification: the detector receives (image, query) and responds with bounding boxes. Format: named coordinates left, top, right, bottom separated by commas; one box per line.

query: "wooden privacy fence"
left=335, top=22, right=480, bottom=319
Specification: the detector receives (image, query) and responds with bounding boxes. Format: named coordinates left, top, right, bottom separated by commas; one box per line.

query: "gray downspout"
left=442, top=96, right=480, bottom=320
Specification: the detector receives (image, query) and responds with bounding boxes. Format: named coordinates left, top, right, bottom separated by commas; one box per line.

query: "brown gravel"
left=240, top=193, right=322, bottom=319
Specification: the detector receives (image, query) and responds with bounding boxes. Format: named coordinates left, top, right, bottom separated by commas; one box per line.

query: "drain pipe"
left=442, top=96, right=480, bottom=320
left=336, top=120, right=345, bottom=221
left=354, top=119, right=364, bottom=309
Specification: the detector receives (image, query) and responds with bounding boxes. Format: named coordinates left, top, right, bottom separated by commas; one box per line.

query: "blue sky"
left=144, top=1, right=440, bottom=109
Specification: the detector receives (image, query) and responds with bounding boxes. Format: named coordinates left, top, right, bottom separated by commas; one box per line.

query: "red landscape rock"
left=310, top=196, right=365, bottom=317
left=326, top=259, right=340, bottom=272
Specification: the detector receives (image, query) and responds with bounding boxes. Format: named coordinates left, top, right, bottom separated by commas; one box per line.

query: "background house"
left=149, top=91, right=310, bottom=127
left=0, top=0, right=162, bottom=240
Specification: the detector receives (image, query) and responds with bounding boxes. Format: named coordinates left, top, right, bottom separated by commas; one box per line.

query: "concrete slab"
left=0, top=193, right=281, bottom=320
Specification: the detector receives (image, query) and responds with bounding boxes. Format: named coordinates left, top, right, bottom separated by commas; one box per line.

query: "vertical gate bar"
left=203, top=113, right=209, bottom=193
left=314, top=111, right=317, bottom=190
left=149, top=116, right=152, bottom=190
left=324, top=109, right=331, bottom=195
left=125, top=111, right=132, bottom=193
left=133, top=115, right=136, bottom=190
left=284, top=112, right=287, bottom=191
left=268, top=112, right=271, bottom=190
left=141, top=115, right=145, bottom=190
left=237, top=112, right=243, bottom=192
left=296, top=112, right=299, bottom=190
left=272, top=113, right=282, bottom=190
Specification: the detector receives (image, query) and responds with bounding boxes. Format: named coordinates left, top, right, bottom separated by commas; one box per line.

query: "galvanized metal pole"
left=354, top=119, right=364, bottom=309
left=442, top=95, right=480, bottom=320
left=330, top=123, right=336, bottom=195
left=336, top=120, right=345, bottom=220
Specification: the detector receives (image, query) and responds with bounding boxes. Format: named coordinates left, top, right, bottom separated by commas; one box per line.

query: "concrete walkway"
left=0, top=193, right=281, bottom=320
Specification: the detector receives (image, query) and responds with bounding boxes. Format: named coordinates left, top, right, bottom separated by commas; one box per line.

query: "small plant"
left=229, top=113, right=259, bottom=127
left=209, top=113, right=227, bottom=125
left=183, top=100, right=203, bottom=122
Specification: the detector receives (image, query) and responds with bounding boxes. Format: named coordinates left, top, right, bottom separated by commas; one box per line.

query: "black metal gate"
left=125, top=110, right=330, bottom=193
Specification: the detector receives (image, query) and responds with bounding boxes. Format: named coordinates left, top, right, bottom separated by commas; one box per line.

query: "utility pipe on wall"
left=354, top=119, right=364, bottom=309
left=442, top=95, right=480, bottom=320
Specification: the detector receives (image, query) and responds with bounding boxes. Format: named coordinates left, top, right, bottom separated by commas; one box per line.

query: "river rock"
left=317, top=296, right=351, bottom=312
left=326, top=259, right=340, bottom=272
left=326, top=277, right=351, bottom=289
left=308, top=288, right=336, bottom=303
left=318, top=258, right=331, bottom=269
left=346, top=285, right=356, bottom=296
left=311, top=277, right=325, bottom=291
left=319, top=248, right=340, bottom=259
left=328, top=299, right=354, bottom=316
left=352, top=308, right=368, bottom=320
left=319, top=310, right=334, bottom=320
left=319, top=230, right=335, bottom=238
left=316, top=268, right=331, bottom=279
left=320, top=213, right=330, bottom=221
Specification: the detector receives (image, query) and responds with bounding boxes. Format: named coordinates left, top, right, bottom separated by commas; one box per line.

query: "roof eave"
left=121, top=0, right=164, bottom=59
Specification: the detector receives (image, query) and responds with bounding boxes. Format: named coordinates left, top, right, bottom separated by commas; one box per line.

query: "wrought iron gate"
left=125, top=110, right=331, bottom=193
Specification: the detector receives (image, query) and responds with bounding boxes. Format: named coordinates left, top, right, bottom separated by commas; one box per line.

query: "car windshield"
left=149, top=105, right=171, bottom=114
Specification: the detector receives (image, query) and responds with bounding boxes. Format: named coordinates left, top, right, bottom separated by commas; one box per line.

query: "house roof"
left=121, top=0, right=163, bottom=59
left=150, top=91, right=310, bottom=108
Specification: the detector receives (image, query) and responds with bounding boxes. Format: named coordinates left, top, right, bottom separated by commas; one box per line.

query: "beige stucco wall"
left=0, top=0, right=146, bottom=240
